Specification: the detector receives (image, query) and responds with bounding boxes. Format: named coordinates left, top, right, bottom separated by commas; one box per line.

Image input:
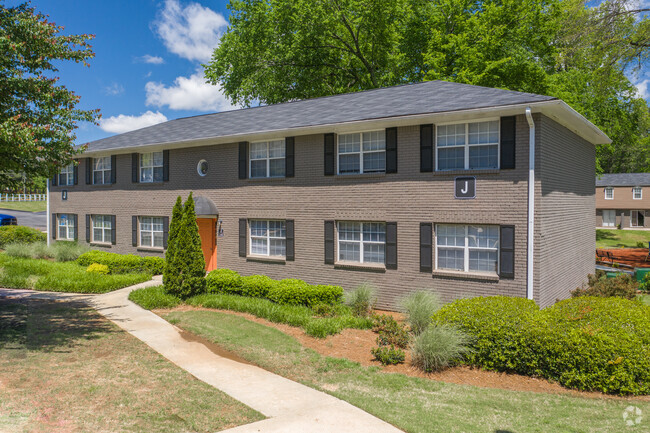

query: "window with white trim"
left=337, top=221, right=386, bottom=264
left=437, top=120, right=499, bottom=170
left=604, top=187, right=614, bottom=200
left=59, top=163, right=74, bottom=185
left=250, top=140, right=285, bottom=178
left=92, top=215, right=112, bottom=243
left=633, top=187, right=642, bottom=200
left=93, top=156, right=111, bottom=184
left=436, top=224, right=499, bottom=273
left=57, top=214, right=75, bottom=240
left=338, top=131, right=386, bottom=174
left=140, top=152, right=163, bottom=183
left=249, top=220, right=286, bottom=256
left=139, top=216, right=164, bottom=248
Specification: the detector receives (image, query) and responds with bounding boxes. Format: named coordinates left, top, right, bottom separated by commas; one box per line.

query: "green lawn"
left=0, top=297, right=263, bottom=432
left=0, top=201, right=46, bottom=212
left=597, top=229, right=650, bottom=248
left=162, top=310, right=650, bottom=433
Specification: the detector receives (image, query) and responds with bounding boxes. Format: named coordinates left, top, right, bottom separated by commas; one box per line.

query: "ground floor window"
left=436, top=224, right=499, bottom=273
left=602, top=210, right=616, bottom=227
left=249, top=220, right=286, bottom=257
left=337, top=221, right=386, bottom=264
left=57, top=214, right=75, bottom=240
left=139, top=216, right=164, bottom=248
left=631, top=210, right=645, bottom=228
left=92, top=215, right=112, bottom=243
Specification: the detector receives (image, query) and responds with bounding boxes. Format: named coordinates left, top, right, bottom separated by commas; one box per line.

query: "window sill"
left=246, top=255, right=286, bottom=264
left=56, top=238, right=75, bottom=242
left=335, top=172, right=386, bottom=180
left=334, top=261, right=386, bottom=273
left=90, top=183, right=115, bottom=188
left=137, top=247, right=165, bottom=253
left=246, top=177, right=286, bottom=183
left=90, top=242, right=112, bottom=248
left=432, top=269, right=499, bottom=281
left=432, top=169, right=500, bottom=176
left=135, top=181, right=164, bottom=185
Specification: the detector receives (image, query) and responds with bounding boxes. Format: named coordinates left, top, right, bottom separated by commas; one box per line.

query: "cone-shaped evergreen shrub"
left=165, top=193, right=206, bottom=298
left=163, top=196, right=184, bottom=288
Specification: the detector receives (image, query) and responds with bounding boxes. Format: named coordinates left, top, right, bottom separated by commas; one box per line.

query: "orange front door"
left=196, top=218, right=217, bottom=271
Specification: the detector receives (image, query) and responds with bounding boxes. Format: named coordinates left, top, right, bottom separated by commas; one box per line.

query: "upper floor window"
left=437, top=120, right=499, bottom=171
left=338, top=131, right=385, bottom=174
left=59, top=163, right=74, bottom=186
left=139, top=216, right=164, bottom=248
left=250, top=140, right=285, bottom=178
left=93, top=156, right=111, bottom=184
left=92, top=215, right=112, bottom=243
left=337, top=221, right=385, bottom=264
left=633, top=187, right=642, bottom=200
left=604, top=187, right=614, bottom=200
left=57, top=214, right=75, bottom=240
left=436, top=224, right=499, bottom=274
left=249, top=219, right=286, bottom=256
left=140, top=152, right=163, bottom=183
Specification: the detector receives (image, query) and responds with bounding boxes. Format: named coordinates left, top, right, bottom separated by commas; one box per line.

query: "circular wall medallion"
left=197, top=159, right=208, bottom=176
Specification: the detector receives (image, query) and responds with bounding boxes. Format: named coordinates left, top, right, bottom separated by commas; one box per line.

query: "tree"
left=0, top=2, right=99, bottom=188
left=163, top=196, right=184, bottom=288
left=164, top=193, right=206, bottom=299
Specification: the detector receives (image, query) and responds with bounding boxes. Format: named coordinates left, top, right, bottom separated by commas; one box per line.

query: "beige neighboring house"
left=596, top=173, right=650, bottom=229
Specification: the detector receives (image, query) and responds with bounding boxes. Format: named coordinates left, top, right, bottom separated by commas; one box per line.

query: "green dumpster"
left=635, top=268, right=650, bottom=283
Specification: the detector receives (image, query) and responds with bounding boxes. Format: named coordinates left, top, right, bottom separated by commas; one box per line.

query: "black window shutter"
left=285, top=137, right=295, bottom=178
left=499, top=225, right=515, bottom=279
left=420, top=124, right=434, bottom=172
left=500, top=116, right=516, bottom=169
left=132, top=153, right=139, bottom=183
left=73, top=164, right=78, bottom=185
left=51, top=173, right=57, bottom=186
left=239, top=218, right=247, bottom=257
left=110, top=215, right=116, bottom=245
left=162, top=150, right=170, bottom=181
left=111, top=155, right=116, bottom=184
left=72, top=214, right=78, bottom=240
left=238, top=142, right=248, bottom=179
left=132, top=216, right=138, bottom=246
left=420, top=223, right=433, bottom=272
left=86, top=158, right=92, bottom=184
left=86, top=214, right=91, bottom=242
left=163, top=216, right=169, bottom=248
left=385, top=222, right=397, bottom=269
left=385, top=127, right=398, bottom=173
left=324, top=220, right=334, bottom=264
left=51, top=213, right=57, bottom=239
left=324, top=133, right=335, bottom=176
left=286, top=219, right=295, bottom=261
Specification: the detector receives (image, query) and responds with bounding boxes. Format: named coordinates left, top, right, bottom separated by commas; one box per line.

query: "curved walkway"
left=0, top=281, right=403, bottom=433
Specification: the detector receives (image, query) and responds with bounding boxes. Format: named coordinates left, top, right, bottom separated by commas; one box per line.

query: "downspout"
left=525, top=107, right=535, bottom=301
left=46, top=178, right=50, bottom=246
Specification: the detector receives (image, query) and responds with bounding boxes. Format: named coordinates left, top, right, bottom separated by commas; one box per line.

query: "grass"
left=597, top=229, right=650, bottom=248
left=0, top=297, right=263, bottom=432
left=162, top=309, right=650, bottom=433
left=0, top=254, right=151, bottom=293
left=4, top=241, right=89, bottom=261
left=0, top=201, right=46, bottom=212
left=640, top=294, right=650, bottom=306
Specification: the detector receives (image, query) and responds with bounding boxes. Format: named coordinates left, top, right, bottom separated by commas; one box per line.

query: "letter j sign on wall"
left=455, top=177, right=476, bottom=199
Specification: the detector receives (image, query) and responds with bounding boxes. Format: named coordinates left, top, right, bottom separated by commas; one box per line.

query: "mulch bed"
left=597, top=248, right=650, bottom=268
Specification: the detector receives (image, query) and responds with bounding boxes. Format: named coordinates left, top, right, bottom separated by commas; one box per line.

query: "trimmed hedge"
left=0, top=225, right=46, bottom=247
left=434, top=296, right=650, bottom=395
left=205, top=269, right=343, bottom=307
left=77, top=250, right=164, bottom=275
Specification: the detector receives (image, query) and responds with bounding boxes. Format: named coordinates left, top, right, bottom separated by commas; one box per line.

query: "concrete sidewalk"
left=0, top=282, right=403, bottom=433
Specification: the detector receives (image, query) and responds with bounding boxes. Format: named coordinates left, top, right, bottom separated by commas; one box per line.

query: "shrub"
left=0, top=225, right=46, bottom=247
left=372, top=314, right=409, bottom=349
left=77, top=250, right=163, bottom=274
left=240, top=274, right=276, bottom=298
left=399, top=290, right=441, bottom=335
left=636, top=241, right=646, bottom=248
left=640, top=274, right=650, bottom=292
left=346, top=283, right=376, bottom=317
left=371, top=313, right=397, bottom=333
left=206, top=269, right=243, bottom=294
left=163, top=196, right=184, bottom=287
left=312, top=303, right=335, bottom=317
left=128, top=285, right=181, bottom=309
left=50, top=241, right=89, bottom=262
left=571, top=271, right=638, bottom=300
left=411, top=324, right=472, bottom=372
left=142, top=256, right=165, bottom=274
left=86, top=263, right=109, bottom=275
left=371, top=345, right=405, bottom=365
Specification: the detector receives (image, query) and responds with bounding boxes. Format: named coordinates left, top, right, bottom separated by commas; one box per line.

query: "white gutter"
left=525, top=107, right=535, bottom=301
left=46, top=178, right=50, bottom=246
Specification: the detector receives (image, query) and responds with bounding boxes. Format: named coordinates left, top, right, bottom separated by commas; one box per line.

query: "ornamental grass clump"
left=399, top=290, right=441, bottom=335
left=346, top=283, right=376, bottom=317
left=411, top=324, right=472, bottom=372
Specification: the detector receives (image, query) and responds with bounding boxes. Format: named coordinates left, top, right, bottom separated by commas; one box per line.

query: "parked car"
left=0, top=213, right=18, bottom=226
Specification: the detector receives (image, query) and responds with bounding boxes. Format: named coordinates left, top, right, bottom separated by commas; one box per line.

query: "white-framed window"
left=436, top=120, right=499, bottom=171
left=92, top=215, right=112, bottom=243
left=633, top=187, right=642, bottom=200
left=249, top=220, right=286, bottom=257
left=602, top=210, right=616, bottom=227
left=436, top=224, right=499, bottom=274
left=338, top=130, right=386, bottom=174
left=93, top=156, right=111, bottom=184
left=250, top=140, right=285, bottom=178
left=59, top=163, right=74, bottom=186
left=139, top=216, right=164, bottom=248
left=631, top=210, right=645, bottom=228
left=140, top=152, right=163, bottom=183
left=337, top=221, right=386, bottom=264
left=604, top=187, right=614, bottom=200
left=57, top=214, right=75, bottom=240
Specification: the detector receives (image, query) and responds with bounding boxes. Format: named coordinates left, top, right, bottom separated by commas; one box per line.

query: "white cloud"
left=99, top=111, right=168, bottom=133
left=635, top=79, right=649, bottom=99
left=104, top=82, right=124, bottom=96
left=145, top=70, right=236, bottom=111
left=153, top=0, right=227, bottom=62
left=138, top=54, right=165, bottom=64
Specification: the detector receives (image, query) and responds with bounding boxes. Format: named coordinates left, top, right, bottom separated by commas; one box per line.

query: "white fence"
left=0, top=193, right=47, bottom=202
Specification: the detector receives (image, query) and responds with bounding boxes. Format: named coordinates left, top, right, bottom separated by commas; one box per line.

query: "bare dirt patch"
left=597, top=247, right=650, bottom=268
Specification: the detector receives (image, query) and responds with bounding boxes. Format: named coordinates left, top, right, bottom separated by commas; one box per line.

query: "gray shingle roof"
left=596, top=173, right=650, bottom=187
left=85, top=80, right=555, bottom=152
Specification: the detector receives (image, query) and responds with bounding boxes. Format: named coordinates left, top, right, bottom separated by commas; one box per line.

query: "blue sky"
left=5, top=0, right=650, bottom=146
